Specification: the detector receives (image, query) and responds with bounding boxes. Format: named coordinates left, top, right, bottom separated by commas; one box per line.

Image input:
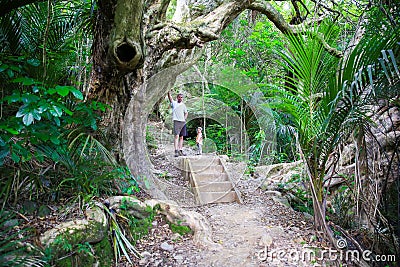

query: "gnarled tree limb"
left=249, top=0, right=343, bottom=58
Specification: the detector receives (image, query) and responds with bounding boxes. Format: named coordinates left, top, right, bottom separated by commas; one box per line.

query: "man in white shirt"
left=168, top=92, right=188, bottom=157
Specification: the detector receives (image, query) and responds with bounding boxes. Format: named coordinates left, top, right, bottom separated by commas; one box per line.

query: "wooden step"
left=186, top=157, right=220, bottom=166
left=182, top=156, right=242, bottom=205
left=196, top=181, right=233, bottom=192
left=199, top=191, right=238, bottom=204
left=194, top=173, right=229, bottom=182
left=191, top=165, right=224, bottom=172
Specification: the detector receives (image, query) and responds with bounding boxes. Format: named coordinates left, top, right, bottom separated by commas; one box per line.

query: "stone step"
left=187, top=157, right=220, bottom=166
left=184, top=156, right=242, bottom=205
left=199, top=191, right=238, bottom=204
left=196, top=181, right=233, bottom=192
left=191, top=165, right=224, bottom=172
left=194, top=173, right=229, bottom=182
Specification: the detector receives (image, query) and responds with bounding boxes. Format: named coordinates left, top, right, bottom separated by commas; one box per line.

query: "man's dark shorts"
left=173, top=121, right=187, bottom=137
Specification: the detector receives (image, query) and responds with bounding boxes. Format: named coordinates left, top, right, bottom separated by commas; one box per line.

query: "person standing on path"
left=168, top=91, right=188, bottom=157
left=196, top=127, right=203, bottom=155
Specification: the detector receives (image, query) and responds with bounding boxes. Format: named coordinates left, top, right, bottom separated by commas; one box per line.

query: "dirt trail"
left=138, top=122, right=327, bottom=266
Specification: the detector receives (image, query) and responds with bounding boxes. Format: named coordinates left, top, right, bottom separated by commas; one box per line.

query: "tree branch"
left=249, top=1, right=294, bottom=34
left=249, top=0, right=343, bottom=58
left=146, top=0, right=254, bottom=52
left=146, top=0, right=171, bottom=23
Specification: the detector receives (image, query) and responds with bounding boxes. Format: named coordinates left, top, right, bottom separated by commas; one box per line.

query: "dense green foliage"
left=0, top=1, right=140, bottom=265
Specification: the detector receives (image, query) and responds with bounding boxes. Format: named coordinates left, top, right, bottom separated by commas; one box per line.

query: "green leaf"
left=33, top=132, right=49, bottom=142
left=12, top=77, right=36, bottom=86
left=0, top=148, right=10, bottom=165
left=35, top=151, right=44, bottom=162
left=90, top=118, right=97, bottom=130
left=0, top=147, right=9, bottom=157
left=0, top=127, right=19, bottom=135
left=10, top=65, right=21, bottom=72
left=62, top=106, right=73, bottom=116
left=32, top=109, right=41, bottom=120
left=16, top=106, right=28, bottom=117
left=50, top=105, right=63, bottom=117
left=0, top=64, right=9, bottom=72
left=47, top=88, right=57, bottom=95
left=55, top=85, right=70, bottom=97
left=4, top=93, right=21, bottom=103
left=70, top=88, right=83, bottom=100
left=23, top=113, right=34, bottom=126
left=11, top=151, right=20, bottom=163
left=53, top=117, right=61, bottom=126
left=27, top=59, right=40, bottom=66
left=21, top=94, right=40, bottom=104
left=50, top=136, right=60, bottom=145
left=7, top=69, right=14, bottom=78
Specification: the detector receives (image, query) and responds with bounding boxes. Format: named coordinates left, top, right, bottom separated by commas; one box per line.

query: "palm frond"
left=101, top=203, right=141, bottom=265
left=66, top=127, right=117, bottom=166
left=319, top=28, right=400, bottom=163
left=0, top=12, right=23, bottom=53
left=0, top=210, right=46, bottom=267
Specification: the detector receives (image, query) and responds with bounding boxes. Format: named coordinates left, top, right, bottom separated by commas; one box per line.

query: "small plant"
left=185, top=138, right=197, bottom=148
left=278, top=173, right=313, bottom=214
left=46, top=236, right=95, bottom=265
left=102, top=202, right=142, bottom=265
left=167, top=220, right=193, bottom=236
left=331, top=186, right=355, bottom=229
left=76, top=242, right=94, bottom=257
left=146, top=126, right=158, bottom=150
left=248, top=129, right=266, bottom=165
left=245, top=160, right=256, bottom=176
left=53, top=236, right=73, bottom=253
left=120, top=201, right=156, bottom=241
left=158, top=171, right=171, bottom=180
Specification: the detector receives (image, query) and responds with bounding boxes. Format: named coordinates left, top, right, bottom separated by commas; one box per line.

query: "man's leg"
left=174, top=135, right=179, bottom=157
left=173, top=120, right=180, bottom=157
left=179, top=136, right=184, bottom=149
left=178, top=136, right=186, bottom=156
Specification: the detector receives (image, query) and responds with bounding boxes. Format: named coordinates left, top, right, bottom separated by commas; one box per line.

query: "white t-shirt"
left=171, top=101, right=187, bottom=122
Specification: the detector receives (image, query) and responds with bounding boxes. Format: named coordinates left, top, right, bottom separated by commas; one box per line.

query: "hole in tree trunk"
left=116, top=43, right=137, bottom=63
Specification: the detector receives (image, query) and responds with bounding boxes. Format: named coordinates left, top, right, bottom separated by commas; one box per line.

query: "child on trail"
left=196, top=127, right=203, bottom=155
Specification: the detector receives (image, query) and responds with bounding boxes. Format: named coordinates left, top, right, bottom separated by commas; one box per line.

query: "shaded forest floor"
left=122, top=122, right=338, bottom=267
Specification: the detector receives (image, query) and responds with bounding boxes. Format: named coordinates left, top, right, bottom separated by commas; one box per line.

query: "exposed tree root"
left=107, top=196, right=221, bottom=250
left=40, top=196, right=220, bottom=255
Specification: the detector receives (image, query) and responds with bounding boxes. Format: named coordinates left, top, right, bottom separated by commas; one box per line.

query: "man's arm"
left=167, top=91, right=173, bottom=103
left=184, top=104, right=188, bottom=120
